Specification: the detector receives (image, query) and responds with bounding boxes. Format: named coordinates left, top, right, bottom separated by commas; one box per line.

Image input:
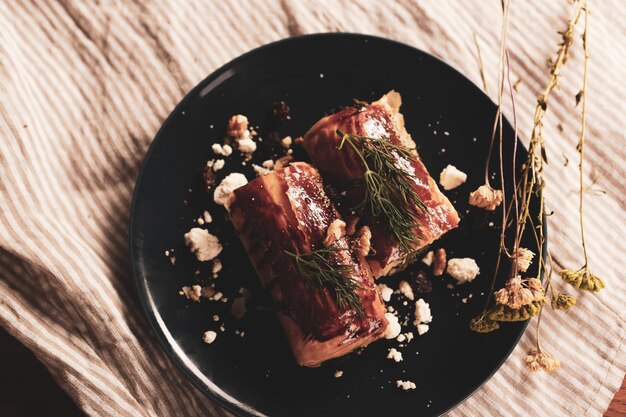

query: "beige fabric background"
left=1, top=1, right=625, bottom=416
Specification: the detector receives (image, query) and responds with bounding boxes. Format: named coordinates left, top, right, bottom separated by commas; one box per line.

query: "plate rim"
left=129, top=32, right=547, bottom=417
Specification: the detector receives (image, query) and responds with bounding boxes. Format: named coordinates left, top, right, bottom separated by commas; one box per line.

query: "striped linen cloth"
left=1, top=1, right=625, bottom=416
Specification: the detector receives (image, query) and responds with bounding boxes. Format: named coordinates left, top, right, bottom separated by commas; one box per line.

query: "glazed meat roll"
left=302, top=91, right=460, bottom=278
left=227, top=162, right=388, bottom=367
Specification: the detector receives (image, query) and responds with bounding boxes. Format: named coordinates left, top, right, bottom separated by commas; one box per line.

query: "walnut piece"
left=226, top=114, right=249, bottom=138
left=432, top=248, right=446, bottom=276
left=354, top=226, right=372, bottom=257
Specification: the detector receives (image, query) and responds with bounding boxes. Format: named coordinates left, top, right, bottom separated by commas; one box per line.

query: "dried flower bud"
left=469, top=313, right=500, bottom=333
left=469, top=185, right=503, bottom=211
left=525, top=347, right=560, bottom=372
left=513, top=247, right=535, bottom=273
left=526, top=277, right=545, bottom=301
left=432, top=248, right=446, bottom=276
left=227, top=114, right=249, bottom=138
left=323, top=219, right=346, bottom=247
left=487, top=299, right=544, bottom=322
left=494, top=276, right=545, bottom=310
left=559, top=268, right=605, bottom=292
left=551, top=293, right=577, bottom=310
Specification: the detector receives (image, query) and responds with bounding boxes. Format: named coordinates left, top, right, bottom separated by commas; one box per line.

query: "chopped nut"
left=227, top=114, right=249, bottom=138
left=323, top=219, right=346, bottom=247
left=410, top=270, right=432, bottom=294
left=180, top=285, right=202, bottom=302
left=433, top=248, right=446, bottom=276
left=274, top=155, right=293, bottom=170
left=469, top=184, right=503, bottom=211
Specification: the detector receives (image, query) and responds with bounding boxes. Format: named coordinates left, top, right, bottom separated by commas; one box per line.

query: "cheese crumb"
left=180, top=285, right=202, bottom=302
left=212, top=143, right=233, bottom=156
left=421, top=251, right=434, bottom=266
left=334, top=370, right=343, bottom=378
left=405, top=332, right=414, bottom=342
left=387, top=348, right=403, bottom=362
left=214, top=173, right=248, bottom=206
left=212, top=259, right=222, bottom=277
left=417, top=324, right=430, bottom=335
left=396, top=334, right=406, bottom=342
left=237, top=131, right=257, bottom=154
left=203, top=211, right=213, bottom=223
left=212, top=159, right=225, bottom=171
left=252, top=164, right=272, bottom=176
left=439, top=164, right=467, bottom=190
left=384, top=313, right=401, bottom=339
left=399, top=280, right=414, bottom=301
left=261, top=159, right=275, bottom=169
left=377, top=283, right=393, bottom=302
left=447, top=258, right=480, bottom=284
left=396, top=380, right=416, bottom=391
left=202, top=330, right=217, bottom=344
left=184, top=228, right=222, bottom=262
left=281, top=136, right=293, bottom=148
left=413, top=298, right=432, bottom=336
left=212, top=315, right=220, bottom=321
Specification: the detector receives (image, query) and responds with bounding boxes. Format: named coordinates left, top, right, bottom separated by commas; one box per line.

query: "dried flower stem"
left=577, top=0, right=590, bottom=273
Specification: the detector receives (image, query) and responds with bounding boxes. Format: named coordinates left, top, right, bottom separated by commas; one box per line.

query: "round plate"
left=130, top=34, right=543, bottom=417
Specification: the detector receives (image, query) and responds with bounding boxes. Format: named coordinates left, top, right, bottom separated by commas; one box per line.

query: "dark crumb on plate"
left=202, top=164, right=217, bottom=192
left=409, top=270, right=432, bottom=294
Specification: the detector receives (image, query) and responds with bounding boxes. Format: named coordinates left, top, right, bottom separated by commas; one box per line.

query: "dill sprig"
left=285, top=247, right=364, bottom=316
left=336, top=128, right=426, bottom=254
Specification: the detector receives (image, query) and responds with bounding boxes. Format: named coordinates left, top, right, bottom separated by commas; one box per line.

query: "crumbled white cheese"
left=421, top=251, right=434, bottom=266
left=212, top=159, right=225, bottom=171
left=404, top=332, right=414, bottom=342
left=387, top=348, right=403, bottom=362
left=414, top=299, right=432, bottom=324
left=396, top=380, right=416, bottom=391
left=212, top=314, right=220, bottom=321
left=202, top=330, right=217, bottom=344
left=399, top=280, right=414, bottom=301
left=262, top=159, right=275, bottom=169
left=384, top=313, right=401, bottom=339
left=214, top=173, right=248, bottom=206
left=281, top=136, right=293, bottom=148
left=439, top=164, right=467, bottom=190
left=180, top=285, right=202, bottom=302
left=212, top=259, right=222, bottom=277
left=334, top=370, right=344, bottom=378
left=203, top=211, right=213, bottom=223
left=212, top=143, right=233, bottom=156
left=196, top=217, right=205, bottom=225
left=447, top=258, right=480, bottom=284
left=396, top=334, right=406, bottom=343
left=184, top=228, right=222, bottom=262
left=252, top=164, right=272, bottom=176
left=377, top=283, right=393, bottom=302
left=417, top=324, right=430, bottom=335
left=231, top=297, right=246, bottom=319
left=237, top=131, right=257, bottom=153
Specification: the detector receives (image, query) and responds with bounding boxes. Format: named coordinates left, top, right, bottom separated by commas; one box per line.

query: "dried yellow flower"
left=469, top=185, right=503, bottom=211
left=525, top=347, right=560, bottom=372
left=551, top=293, right=577, bottom=310
left=487, top=299, right=544, bottom=322
left=469, top=313, right=500, bottom=333
left=513, top=247, right=535, bottom=272
left=560, top=268, right=605, bottom=292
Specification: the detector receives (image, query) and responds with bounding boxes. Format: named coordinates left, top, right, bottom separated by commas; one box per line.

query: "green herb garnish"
left=336, top=128, right=426, bottom=254
left=285, top=246, right=364, bottom=316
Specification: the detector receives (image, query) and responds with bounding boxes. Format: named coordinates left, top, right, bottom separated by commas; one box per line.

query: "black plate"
left=130, top=34, right=543, bottom=417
